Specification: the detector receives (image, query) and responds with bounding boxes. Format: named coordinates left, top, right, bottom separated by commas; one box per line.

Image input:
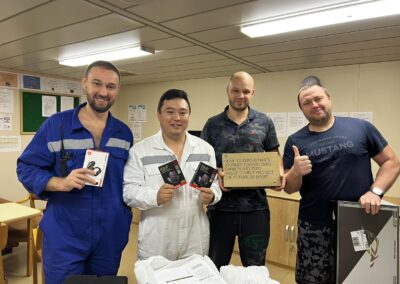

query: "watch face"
left=372, top=187, right=383, bottom=196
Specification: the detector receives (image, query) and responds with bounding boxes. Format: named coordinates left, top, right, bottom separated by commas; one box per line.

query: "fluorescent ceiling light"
left=241, top=0, right=400, bottom=38
left=59, top=45, right=155, bottom=67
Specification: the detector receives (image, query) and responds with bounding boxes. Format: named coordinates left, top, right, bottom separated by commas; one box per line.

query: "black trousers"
left=207, top=209, right=270, bottom=269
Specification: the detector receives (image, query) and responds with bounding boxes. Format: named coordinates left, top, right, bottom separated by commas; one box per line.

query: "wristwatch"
left=370, top=187, right=384, bottom=198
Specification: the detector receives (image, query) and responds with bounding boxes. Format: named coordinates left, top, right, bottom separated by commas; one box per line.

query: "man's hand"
left=292, top=145, right=312, bottom=176
left=198, top=187, right=215, bottom=205
left=63, top=168, right=97, bottom=190
left=269, top=175, right=286, bottom=191
left=359, top=191, right=382, bottom=215
left=157, top=184, right=177, bottom=205
left=217, top=168, right=231, bottom=192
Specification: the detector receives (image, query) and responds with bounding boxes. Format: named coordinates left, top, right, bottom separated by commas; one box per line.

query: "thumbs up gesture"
left=292, top=145, right=312, bottom=176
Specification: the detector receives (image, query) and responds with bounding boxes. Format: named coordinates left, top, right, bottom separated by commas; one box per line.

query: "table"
left=0, top=202, right=41, bottom=223
left=0, top=201, right=41, bottom=282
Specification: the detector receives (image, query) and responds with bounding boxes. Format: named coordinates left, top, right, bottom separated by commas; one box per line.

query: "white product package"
left=82, top=149, right=109, bottom=187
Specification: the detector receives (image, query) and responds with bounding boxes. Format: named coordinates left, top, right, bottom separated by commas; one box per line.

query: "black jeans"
left=207, top=209, right=270, bottom=269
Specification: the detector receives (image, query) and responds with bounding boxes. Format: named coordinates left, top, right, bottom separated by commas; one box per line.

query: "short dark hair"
left=297, top=75, right=323, bottom=109
left=157, top=89, right=191, bottom=113
left=85, top=60, right=120, bottom=81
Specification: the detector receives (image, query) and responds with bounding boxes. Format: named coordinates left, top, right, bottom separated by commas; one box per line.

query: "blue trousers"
left=40, top=199, right=131, bottom=284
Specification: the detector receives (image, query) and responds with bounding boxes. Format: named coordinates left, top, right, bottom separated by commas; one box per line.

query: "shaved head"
left=228, top=71, right=255, bottom=88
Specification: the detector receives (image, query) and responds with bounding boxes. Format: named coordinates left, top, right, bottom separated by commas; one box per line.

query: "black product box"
left=333, top=201, right=399, bottom=284
left=158, top=160, right=186, bottom=188
left=189, top=162, right=217, bottom=189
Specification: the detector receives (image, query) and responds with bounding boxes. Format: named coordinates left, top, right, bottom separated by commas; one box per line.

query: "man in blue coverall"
left=17, top=61, right=133, bottom=284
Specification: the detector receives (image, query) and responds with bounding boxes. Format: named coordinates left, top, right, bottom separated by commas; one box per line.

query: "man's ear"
left=156, top=110, right=161, bottom=122
left=81, top=77, right=87, bottom=91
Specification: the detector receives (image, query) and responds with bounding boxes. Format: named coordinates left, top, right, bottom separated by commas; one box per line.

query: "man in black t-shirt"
left=284, top=78, right=400, bottom=284
left=201, top=71, right=285, bottom=269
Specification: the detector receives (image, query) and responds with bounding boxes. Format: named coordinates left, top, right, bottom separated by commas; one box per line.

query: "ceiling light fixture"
left=241, top=0, right=400, bottom=38
left=59, top=44, right=155, bottom=67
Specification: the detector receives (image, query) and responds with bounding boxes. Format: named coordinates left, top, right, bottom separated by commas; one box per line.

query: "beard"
left=86, top=93, right=114, bottom=113
left=306, top=110, right=332, bottom=126
left=229, top=99, right=249, bottom=112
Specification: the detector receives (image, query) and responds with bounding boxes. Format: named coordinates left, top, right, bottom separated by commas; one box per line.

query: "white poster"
left=42, top=77, right=65, bottom=93
left=0, top=135, right=21, bottom=152
left=0, top=88, right=14, bottom=113
left=266, top=112, right=287, bottom=138
left=287, top=112, right=307, bottom=136
left=65, top=80, right=82, bottom=95
left=334, top=112, right=349, bottom=117
left=349, top=112, right=373, bottom=123
left=60, top=96, right=74, bottom=112
left=42, top=96, right=57, bottom=117
left=132, top=122, right=142, bottom=141
left=0, top=114, right=12, bottom=130
left=128, top=104, right=147, bottom=122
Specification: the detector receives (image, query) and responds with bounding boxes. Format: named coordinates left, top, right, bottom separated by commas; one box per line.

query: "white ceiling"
left=1, top=0, right=400, bottom=84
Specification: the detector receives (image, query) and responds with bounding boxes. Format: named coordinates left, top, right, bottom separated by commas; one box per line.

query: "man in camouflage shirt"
left=201, top=71, right=284, bottom=269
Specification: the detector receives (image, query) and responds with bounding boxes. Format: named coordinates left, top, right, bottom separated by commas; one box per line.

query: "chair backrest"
left=1, top=223, right=9, bottom=284
left=16, top=194, right=41, bottom=209
left=0, top=223, right=7, bottom=250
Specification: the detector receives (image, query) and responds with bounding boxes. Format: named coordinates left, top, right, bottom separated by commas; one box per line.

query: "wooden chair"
left=0, top=223, right=8, bottom=284
left=1, top=194, right=42, bottom=277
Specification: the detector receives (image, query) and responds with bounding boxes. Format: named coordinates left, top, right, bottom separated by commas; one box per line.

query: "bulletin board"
left=21, top=91, right=80, bottom=134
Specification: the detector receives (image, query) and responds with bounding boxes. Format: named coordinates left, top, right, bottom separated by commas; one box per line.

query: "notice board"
left=21, top=91, right=80, bottom=134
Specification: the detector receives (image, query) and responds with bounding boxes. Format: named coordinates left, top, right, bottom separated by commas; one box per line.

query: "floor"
left=3, top=223, right=295, bottom=283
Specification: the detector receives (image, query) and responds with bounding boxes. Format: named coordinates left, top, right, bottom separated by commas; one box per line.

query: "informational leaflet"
left=287, top=112, right=307, bottom=136
left=0, top=136, right=21, bottom=152
left=349, top=112, right=373, bottom=123
left=42, top=77, right=65, bottom=93
left=60, top=96, right=74, bottom=112
left=266, top=112, right=287, bottom=137
left=0, top=88, right=14, bottom=113
left=128, top=104, right=146, bottom=122
left=41, top=95, right=57, bottom=117
left=0, top=114, right=12, bottom=130
left=65, top=80, right=82, bottom=95
left=132, top=122, right=142, bottom=141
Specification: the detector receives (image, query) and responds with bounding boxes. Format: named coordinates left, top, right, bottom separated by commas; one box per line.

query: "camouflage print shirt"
left=201, top=106, right=279, bottom=212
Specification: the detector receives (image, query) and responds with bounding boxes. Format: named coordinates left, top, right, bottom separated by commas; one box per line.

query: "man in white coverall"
left=123, top=89, right=222, bottom=260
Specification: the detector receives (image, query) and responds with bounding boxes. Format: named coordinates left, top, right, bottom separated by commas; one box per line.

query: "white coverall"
left=123, top=131, right=222, bottom=260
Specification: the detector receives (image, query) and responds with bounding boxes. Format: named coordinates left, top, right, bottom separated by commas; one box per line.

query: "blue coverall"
left=17, top=103, right=133, bottom=284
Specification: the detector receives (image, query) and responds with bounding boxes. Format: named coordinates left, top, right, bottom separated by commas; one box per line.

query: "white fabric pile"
left=220, top=264, right=280, bottom=284
left=134, top=254, right=227, bottom=284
